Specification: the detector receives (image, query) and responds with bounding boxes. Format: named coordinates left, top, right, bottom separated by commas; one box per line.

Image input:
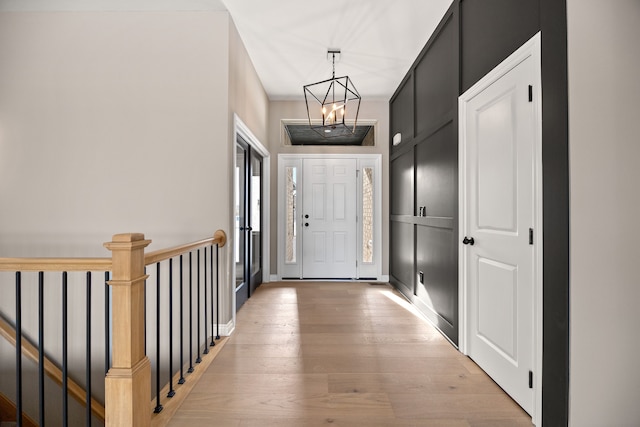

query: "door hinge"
left=529, top=371, right=533, bottom=388
left=356, top=169, right=360, bottom=177
left=528, top=85, right=533, bottom=102
left=529, top=228, right=534, bottom=245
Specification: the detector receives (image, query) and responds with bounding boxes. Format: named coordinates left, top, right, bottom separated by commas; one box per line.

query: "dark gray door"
left=235, top=139, right=249, bottom=311
left=248, top=149, right=263, bottom=296
left=235, top=136, right=263, bottom=312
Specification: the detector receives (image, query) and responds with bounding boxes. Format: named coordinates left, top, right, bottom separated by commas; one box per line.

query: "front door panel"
left=302, top=159, right=357, bottom=278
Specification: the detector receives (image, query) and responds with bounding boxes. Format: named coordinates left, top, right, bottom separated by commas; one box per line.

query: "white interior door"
left=302, top=158, right=357, bottom=278
left=461, top=41, right=540, bottom=415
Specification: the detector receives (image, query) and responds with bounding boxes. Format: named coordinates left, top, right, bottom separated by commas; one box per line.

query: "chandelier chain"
left=332, top=52, right=336, bottom=79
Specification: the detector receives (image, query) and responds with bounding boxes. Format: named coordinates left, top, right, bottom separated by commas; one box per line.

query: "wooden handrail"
left=144, top=230, right=227, bottom=266
left=0, top=257, right=112, bottom=272
left=0, top=316, right=105, bottom=421
left=0, top=230, right=226, bottom=272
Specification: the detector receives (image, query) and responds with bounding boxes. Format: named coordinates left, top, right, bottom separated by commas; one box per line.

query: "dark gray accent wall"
left=389, top=0, right=569, bottom=424
left=539, top=0, right=570, bottom=424
left=460, top=0, right=540, bottom=92
left=390, top=75, right=413, bottom=146
left=390, top=3, right=459, bottom=345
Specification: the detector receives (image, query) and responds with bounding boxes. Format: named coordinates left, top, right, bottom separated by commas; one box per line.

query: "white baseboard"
left=214, top=320, right=235, bottom=337
left=268, top=274, right=387, bottom=282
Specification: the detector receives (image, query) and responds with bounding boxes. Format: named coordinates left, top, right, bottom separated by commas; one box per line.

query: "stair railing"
left=0, top=229, right=226, bottom=427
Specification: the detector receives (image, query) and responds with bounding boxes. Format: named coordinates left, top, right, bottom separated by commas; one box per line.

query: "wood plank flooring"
left=168, top=281, right=531, bottom=426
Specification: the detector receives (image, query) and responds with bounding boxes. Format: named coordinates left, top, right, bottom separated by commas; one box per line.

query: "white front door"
left=302, top=158, right=357, bottom=278
left=460, top=36, right=541, bottom=416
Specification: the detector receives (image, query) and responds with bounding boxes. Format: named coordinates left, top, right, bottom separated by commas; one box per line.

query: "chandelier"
left=303, top=49, right=361, bottom=138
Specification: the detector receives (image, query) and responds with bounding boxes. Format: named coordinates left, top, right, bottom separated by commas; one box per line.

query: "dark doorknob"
left=462, top=236, right=475, bottom=245
left=304, top=223, right=309, bottom=227
left=305, top=214, right=309, bottom=218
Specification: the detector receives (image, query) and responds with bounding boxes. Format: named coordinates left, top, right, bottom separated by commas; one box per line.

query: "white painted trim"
left=532, top=36, right=544, bottom=427
left=232, top=114, right=270, bottom=327
left=277, top=156, right=303, bottom=279
left=356, top=156, right=383, bottom=279
left=234, top=114, right=270, bottom=283
left=214, top=320, right=235, bottom=337
left=458, top=32, right=542, bottom=426
left=277, top=153, right=383, bottom=281
left=235, top=114, right=270, bottom=158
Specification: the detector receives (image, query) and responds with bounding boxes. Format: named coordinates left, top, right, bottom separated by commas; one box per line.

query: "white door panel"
left=302, top=158, right=357, bottom=278
left=477, top=257, right=518, bottom=361
left=476, top=88, right=519, bottom=232
left=461, top=41, right=540, bottom=417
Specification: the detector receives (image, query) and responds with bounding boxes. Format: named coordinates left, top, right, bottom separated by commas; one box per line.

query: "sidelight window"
left=362, top=167, right=374, bottom=263
left=285, top=166, right=297, bottom=264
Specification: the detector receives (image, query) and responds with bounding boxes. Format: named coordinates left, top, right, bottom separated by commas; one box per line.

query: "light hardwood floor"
left=168, top=281, right=532, bottom=426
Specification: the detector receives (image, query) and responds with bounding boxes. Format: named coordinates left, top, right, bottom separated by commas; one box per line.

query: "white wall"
left=0, top=9, right=269, bottom=420
left=567, top=1, right=640, bottom=425
left=0, top=11, right=231, bottom=255
left=266, top=100, right=389, bottom=276
left=228, top=20, right=269, bottom=145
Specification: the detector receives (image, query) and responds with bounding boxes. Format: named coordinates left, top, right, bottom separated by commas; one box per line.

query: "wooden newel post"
left=104, top=233, right=152, bottom=427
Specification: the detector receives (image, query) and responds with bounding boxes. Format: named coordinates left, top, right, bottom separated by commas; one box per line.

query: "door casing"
left=459, top=33, right=543, bottom=425
left=278, top=153, right=382, bottom=281
left=232, top=115, right=270, bottom=317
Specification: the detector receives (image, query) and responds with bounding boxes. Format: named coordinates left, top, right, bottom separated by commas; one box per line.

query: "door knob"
left=462, top=236, right=475, bottom=245
left=305, top=214, right=309, bottom=219
left=304, top=223, right=309, bottom=227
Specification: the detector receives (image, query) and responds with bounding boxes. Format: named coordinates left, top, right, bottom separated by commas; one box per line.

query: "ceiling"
left=0, top=0, right=453, bottom=101
left=221, top=0, right=453, bottom=100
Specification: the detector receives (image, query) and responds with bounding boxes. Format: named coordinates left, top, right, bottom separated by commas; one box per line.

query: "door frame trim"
left=277, top=153, right=383, bottom=281
left=232, top=114, right=270, bottom=316
left=458, top=32, right=542, bottom=425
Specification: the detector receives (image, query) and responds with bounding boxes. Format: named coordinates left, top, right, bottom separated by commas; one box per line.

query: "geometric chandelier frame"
left=303, top=49, right=361, bottom=138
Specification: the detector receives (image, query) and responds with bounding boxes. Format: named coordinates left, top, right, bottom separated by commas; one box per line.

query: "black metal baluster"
left=216, top=244, right=220, bottom=340
left=178, top=255, right=185, bottom=384
left=203, top=246, right=208, bottom=355
left=154, top=262, right=163, bottom=413
left=105, top=271, right=111, bottom=375
left=38, top=272, right=45, bottom=427
left=196, top=249, right=201, bottom=364
left=167, top=258, right=175, bottom=397
left=210, top=245, right=215, bottom=347
left=86, top=272, right=92, bottom=426
left=15, top=272, right=22, bottom=427
left=62, top=272, right=68, bottom=427
left=188, top=252, right=194, bottom=373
